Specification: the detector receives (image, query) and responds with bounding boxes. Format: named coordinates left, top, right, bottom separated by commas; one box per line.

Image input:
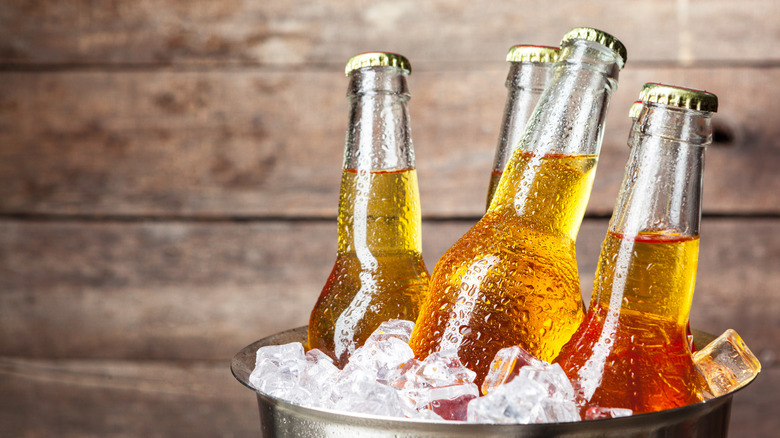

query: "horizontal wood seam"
left=2, top=60, right=780, bottom=73
left=0, top=212, right=777, bottom=223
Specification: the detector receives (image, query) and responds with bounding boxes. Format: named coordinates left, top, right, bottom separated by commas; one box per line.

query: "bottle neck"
left=491, top=62, right=556, bottom=173
left=592, top=104, right=712, bottom=324
left=610, top=104, right=711, bottom=238
left=487, top=39, right=621, bottom=239
left=338, top=67, right=422, bottom=255
left=519, top=39, right=620, bottom=157
left=343, top=67, right=415, bottom=172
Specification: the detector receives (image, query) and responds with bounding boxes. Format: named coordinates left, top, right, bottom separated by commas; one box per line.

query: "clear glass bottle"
left=486, top=45, right=559, bottom=210
left=308, top=52, right=430, bottom=366
left=629, top=99, right=696, bottom=352
left=554, top=83, right=718, bottom=414
left=409, top=28, right=627, bottom=384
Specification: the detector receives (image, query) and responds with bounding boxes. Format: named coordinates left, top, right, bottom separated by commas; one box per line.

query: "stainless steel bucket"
left=231, top=326, right=752, bottom=438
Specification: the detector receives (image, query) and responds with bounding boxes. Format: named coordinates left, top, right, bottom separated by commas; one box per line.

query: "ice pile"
left=249, top=319, right=593, bottom=423
left=467, top=360, right=580, bottom=423
left=249, top=322, right=761, bottom=423
left=693, top=329, right=762, bottom=398
left=250, top=320, right=480, bottom=420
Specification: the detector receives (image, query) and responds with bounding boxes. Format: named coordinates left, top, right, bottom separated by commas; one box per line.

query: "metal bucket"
left=231, top=326, right=752, bottom=438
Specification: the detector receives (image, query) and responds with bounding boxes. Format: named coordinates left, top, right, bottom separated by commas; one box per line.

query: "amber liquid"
left=485, top=170, right=503, bottom=211
left=409, top=151, right=596, bottom=384
left=308, top=168, right=430, bottom=366
left=555, top=231, right=706, bottom=414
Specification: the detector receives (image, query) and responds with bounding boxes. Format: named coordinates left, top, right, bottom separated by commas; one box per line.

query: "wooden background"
left=1, top=1, right=778, bottom=436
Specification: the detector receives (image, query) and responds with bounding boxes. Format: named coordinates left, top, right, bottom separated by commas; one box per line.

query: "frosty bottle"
left=629, top=100, right=696, bottom=352
left=554, top=83, right=718, bottom=414
left=409, top=28, right=627, bottom=384
left=308, top=52, right=430, bottom=366
left=486, top=45, right=559, bottom=209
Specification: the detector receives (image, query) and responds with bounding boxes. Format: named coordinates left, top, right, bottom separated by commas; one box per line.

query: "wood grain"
left=729, top=367, right=779, bottom=438
left=1, top=1, right=778, bottom=436
left=0, top=357, right=260, bottom=438
left=1, top=67, right=777, bottom=217
left=1, top=218, right=777, bottom=361
left=1, top=0, right=778, bottom=66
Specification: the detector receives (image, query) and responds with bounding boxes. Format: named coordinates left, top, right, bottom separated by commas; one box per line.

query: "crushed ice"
left=249, top=319, right=632, bottom=423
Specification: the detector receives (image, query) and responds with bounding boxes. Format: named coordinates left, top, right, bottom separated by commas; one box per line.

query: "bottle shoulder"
left=437, top=214, right=578, bottom=275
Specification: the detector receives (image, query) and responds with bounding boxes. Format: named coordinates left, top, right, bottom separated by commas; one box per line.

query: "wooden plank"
left=0, top=357, right=775, bottom=437
left=1, top=0, right=778, bottom=66
left=0, top=357, right=260, bottom=438
left=691, top=218, right=780, bottom=359
left=0, top=220, right=334, bottom=360
left=1, top=67, right=777, bottom=217
left=729, top=365, right=780, bottom=438
left=1, top=218, right=777, bottom=361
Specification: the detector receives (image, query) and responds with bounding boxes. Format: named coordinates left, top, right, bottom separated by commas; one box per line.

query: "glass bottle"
left=629, top=99, right=696, bottom=352
left=409, top=28, right=627, bottom=384
left=554, top=83, right=718, bottom=414
left=308, top=52, right=430, bottom=367
left=486, top=45, right=559, bottom=210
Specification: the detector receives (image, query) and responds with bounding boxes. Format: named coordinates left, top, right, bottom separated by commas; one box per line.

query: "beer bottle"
left=308, top=52, right=430, bottom=366
left=409, top=28, right=627, bottom=384
left=486, top=45, right=559, bottom=209
left=554, top=83, right=718, bottom=414
left=629, top=99, right=696, bottom=352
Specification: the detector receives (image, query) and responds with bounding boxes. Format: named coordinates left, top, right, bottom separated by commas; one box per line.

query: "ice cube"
left=424, top=384, right=479, bottom=421
left=537, top=399, right=581, bottom=423
left=387, top=358, right=422, bottom=389
left=693, top=329, right=762, bottom=398
left=343, top=336, right=415, bottom=384
left=466, top=389, right=511, bottom=423
left=481, top=345, right=545, bottom=394
left=414, top=351, right=477, bottom=387
left=516, top=363, right=576, bottom=402
left=467, top=363, right=580, bottom=424
left=248, top=342, right=307, bottom=400
left=467, top=376, right=548, bottom=423
left=392, top=351, right=480, bottom=420
left=249, top=360, right=299, bottom=397
left=299, top=348, right=341, bottom=407
left=332, top=365, right=406, bottom=417
left=366, top=319, right=415, bottom=344
left=253, top=342, right=306, bottom=369
left=584, top=406, right=633, bottom=420
left=305, top=347, right=337, bottom=365
left=402, top=382, right=479, bottom=419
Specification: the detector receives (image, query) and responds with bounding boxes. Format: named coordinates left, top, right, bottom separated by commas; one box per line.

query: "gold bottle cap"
left=506, top=45, right=560, bottom=63
left=628, top=100, right=643, bottom=119
left=560, top=27, right=627, bottom=68
left=345, top=52, right=411, bottom=76
left=639, top=83, right=718, bottom=113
